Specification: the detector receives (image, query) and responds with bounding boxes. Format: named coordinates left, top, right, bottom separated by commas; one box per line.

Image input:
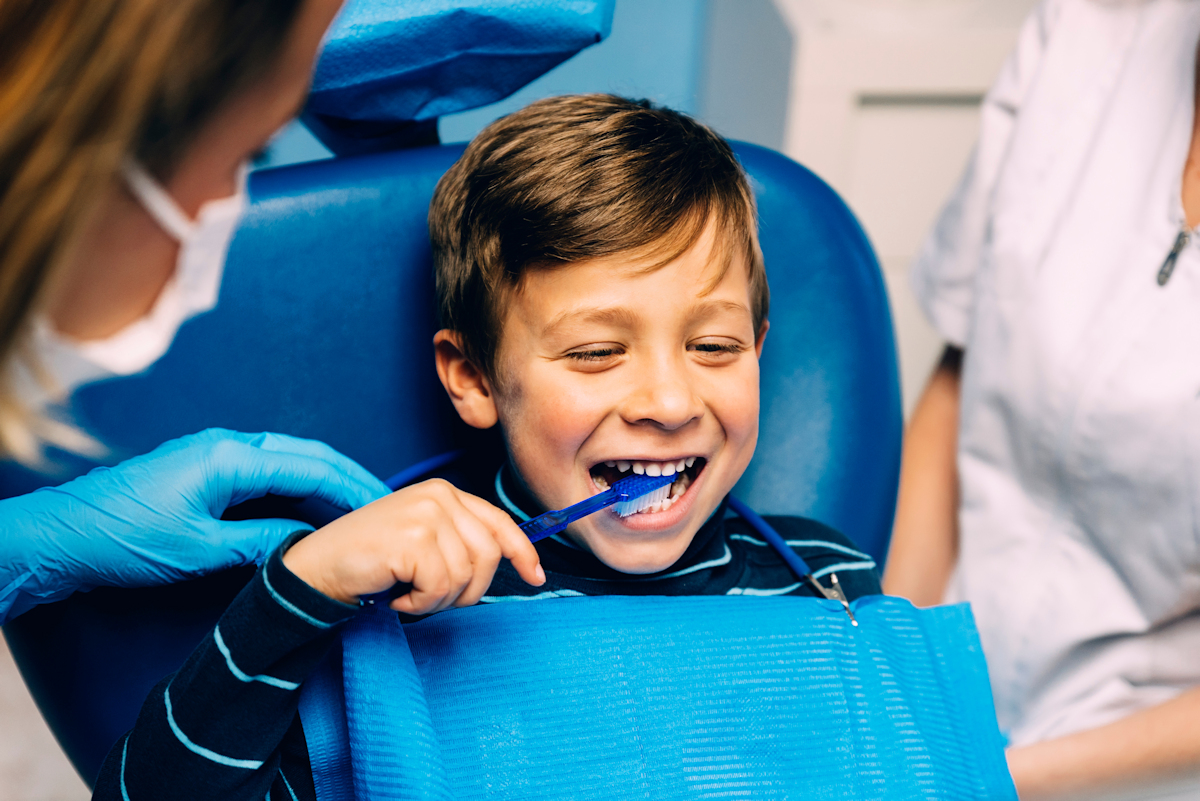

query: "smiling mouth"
left=588, top=457, right=708, bottom=517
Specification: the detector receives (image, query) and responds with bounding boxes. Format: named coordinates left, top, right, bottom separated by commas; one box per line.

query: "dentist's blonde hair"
left=0, top=0, right=303, bottom=464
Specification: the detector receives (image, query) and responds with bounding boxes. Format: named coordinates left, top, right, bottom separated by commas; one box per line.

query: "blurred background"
left=0, top=0, right=1038, bottom=797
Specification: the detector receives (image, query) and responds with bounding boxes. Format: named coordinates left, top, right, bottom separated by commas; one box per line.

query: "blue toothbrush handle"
left=520, top=510, right=571, bottom=543
left=519, top=512, right=571, bottom=543
left=520, top=490, right=617, bottom=542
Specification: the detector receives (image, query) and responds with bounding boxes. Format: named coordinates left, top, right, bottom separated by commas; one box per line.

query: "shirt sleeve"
left=91, top=532, right=357, bottom=801
left=909, top=0, right=1064, bottom=348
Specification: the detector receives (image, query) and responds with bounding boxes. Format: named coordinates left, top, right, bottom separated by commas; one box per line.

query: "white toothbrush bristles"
left=615, top=482, right=672, bottom=518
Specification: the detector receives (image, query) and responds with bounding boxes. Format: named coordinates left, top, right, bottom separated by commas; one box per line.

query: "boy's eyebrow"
left=689, top=299, right=752, bottom=322
left=542, top=300, right=752, bottom=337
left=541, top=306, right=639, bottom=336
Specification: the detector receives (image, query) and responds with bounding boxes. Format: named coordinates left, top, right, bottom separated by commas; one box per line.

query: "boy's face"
left=439, top=220, right=766, bottom=574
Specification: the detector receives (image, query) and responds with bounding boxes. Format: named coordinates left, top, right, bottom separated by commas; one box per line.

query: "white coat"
left=913, top=0, right=1200, bottom=746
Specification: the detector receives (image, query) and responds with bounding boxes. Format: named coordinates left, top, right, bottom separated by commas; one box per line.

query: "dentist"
left=884, top=0, right=1200, bottom=796
left=0, top=0, right=390, bottom=624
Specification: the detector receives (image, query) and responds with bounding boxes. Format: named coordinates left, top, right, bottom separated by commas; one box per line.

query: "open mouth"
left=588, top=457, right=708, bottom=517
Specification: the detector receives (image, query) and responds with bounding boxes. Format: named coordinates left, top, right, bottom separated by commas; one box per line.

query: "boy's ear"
left=434, top=330, right=498, bottom=429
left=754, top=319, right=770, bottom=358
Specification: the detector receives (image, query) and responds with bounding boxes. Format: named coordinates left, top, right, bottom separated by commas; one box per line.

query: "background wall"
left=777, top=0, right=1039, bottom=414
left=2, top=2, right=1035, bottom=798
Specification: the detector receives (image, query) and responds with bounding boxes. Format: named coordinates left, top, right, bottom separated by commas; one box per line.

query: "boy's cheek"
left=496, top=395, right=589, bottom=458
left=495, top=361, right=607, bottom=440
left=494, top=390, right=602, bottom=503
left=705, top=366, right=760, bottom=434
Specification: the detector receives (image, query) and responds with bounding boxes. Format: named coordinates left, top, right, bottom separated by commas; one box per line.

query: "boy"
left=94, top=95, right=880, bottom=800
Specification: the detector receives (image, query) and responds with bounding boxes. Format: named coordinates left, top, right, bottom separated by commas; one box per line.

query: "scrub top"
left=913, top=0, right=1200, bottom=747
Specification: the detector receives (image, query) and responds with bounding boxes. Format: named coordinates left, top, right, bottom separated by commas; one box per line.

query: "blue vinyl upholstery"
left=0, top=142, right=900, bottom=785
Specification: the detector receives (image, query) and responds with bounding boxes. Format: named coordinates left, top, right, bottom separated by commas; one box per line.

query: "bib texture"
left=299, top=595, right=1015, bottom=800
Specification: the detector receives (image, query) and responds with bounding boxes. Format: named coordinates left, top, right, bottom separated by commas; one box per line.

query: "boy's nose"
left=618, top=365, right=704, bottom=431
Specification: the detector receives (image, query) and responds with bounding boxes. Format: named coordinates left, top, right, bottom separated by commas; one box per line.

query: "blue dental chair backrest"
left=0, top=142, right=901, bottom=785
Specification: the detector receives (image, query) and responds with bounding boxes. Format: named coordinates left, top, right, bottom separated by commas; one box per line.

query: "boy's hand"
left=282, top=480, right=546, bottom=614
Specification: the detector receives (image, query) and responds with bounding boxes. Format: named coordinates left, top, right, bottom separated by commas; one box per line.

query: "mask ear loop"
left=121, top=160, right=196, bottom=243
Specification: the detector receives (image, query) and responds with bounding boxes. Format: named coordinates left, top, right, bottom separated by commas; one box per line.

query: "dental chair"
left=0, top=8, right=901, bottom=790
left=6, top=138, right=901, bottom=789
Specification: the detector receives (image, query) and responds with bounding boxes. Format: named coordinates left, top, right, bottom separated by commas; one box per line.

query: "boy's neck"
left=494, top=459, right=548, bottom=522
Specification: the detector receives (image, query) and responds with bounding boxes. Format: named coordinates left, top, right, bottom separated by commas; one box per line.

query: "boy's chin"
left=570, top=529, right=695, bottom=575
left=567, top=488, right=724, bottom=574
left=596, top=549, right=690, bottom=576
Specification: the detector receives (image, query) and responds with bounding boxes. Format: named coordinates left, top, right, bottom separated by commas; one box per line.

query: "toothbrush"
left=520, top=472, right=677, bottom=543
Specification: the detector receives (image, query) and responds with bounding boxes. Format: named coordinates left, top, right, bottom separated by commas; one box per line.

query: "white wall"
left=699, top=0, right=794, bottom=151
left=776, top=0, right=1038, bottom=415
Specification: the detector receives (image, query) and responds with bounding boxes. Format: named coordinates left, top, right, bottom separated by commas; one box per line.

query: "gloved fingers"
left=212, top=444, right=387, bottom=513
left=110, top=518, right=311, bottom=583
left=458, top=493, right=545, bottom=588
left=198, top=519, right=314, bottom=574
left=246, top=432, right=390, bottom=505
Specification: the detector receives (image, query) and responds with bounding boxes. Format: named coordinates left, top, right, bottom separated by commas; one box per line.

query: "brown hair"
left=430, top=93, right=768, bottom=380
left=0, top=0, right=303, bottom=461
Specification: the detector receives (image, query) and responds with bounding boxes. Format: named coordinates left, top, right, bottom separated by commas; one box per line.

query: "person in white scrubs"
left=884, top=0, right=1200, bottom=796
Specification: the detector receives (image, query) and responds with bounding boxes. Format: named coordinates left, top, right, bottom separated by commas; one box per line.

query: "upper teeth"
left=610, top=459, right=691, bottom=475
left=601, top=459, right=700, bottom=517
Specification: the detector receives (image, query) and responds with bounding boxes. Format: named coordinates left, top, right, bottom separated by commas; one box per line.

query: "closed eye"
left=688, top=339, right=749, bottom=365
left=690, top=342, right=745, bottom=354
left=564, top=346, right=624, bottom=362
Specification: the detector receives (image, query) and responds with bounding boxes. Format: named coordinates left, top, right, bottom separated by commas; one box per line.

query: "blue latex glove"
left=0, top=428, right=390, bottom=625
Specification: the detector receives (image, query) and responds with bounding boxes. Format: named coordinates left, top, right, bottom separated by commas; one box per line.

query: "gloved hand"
left=0, top=428, right=390, bottom=624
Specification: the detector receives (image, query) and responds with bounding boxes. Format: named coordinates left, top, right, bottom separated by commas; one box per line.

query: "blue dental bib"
left=300, top=595, right=1016, bottom=800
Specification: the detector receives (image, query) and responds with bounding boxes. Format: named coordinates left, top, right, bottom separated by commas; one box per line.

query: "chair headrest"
left=305, top=0, right=616, bottom=154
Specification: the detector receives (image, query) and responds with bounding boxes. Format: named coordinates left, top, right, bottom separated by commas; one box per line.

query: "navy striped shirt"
left=92, top=465, right=880, bottom=800
left=92, top=530, right=356, bottom=800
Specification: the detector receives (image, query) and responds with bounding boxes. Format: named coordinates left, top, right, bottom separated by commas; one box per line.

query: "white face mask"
left=16, top=160, right=248, bottom=407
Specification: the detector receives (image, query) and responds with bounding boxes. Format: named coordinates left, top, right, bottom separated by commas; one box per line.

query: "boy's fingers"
left=444, top=505, right=504, bottom=607
left=433, top=524, right=474, bottom=612
left=393, top=547, right=451, bottom=615
left=458, top=494, right=545, bottom=587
